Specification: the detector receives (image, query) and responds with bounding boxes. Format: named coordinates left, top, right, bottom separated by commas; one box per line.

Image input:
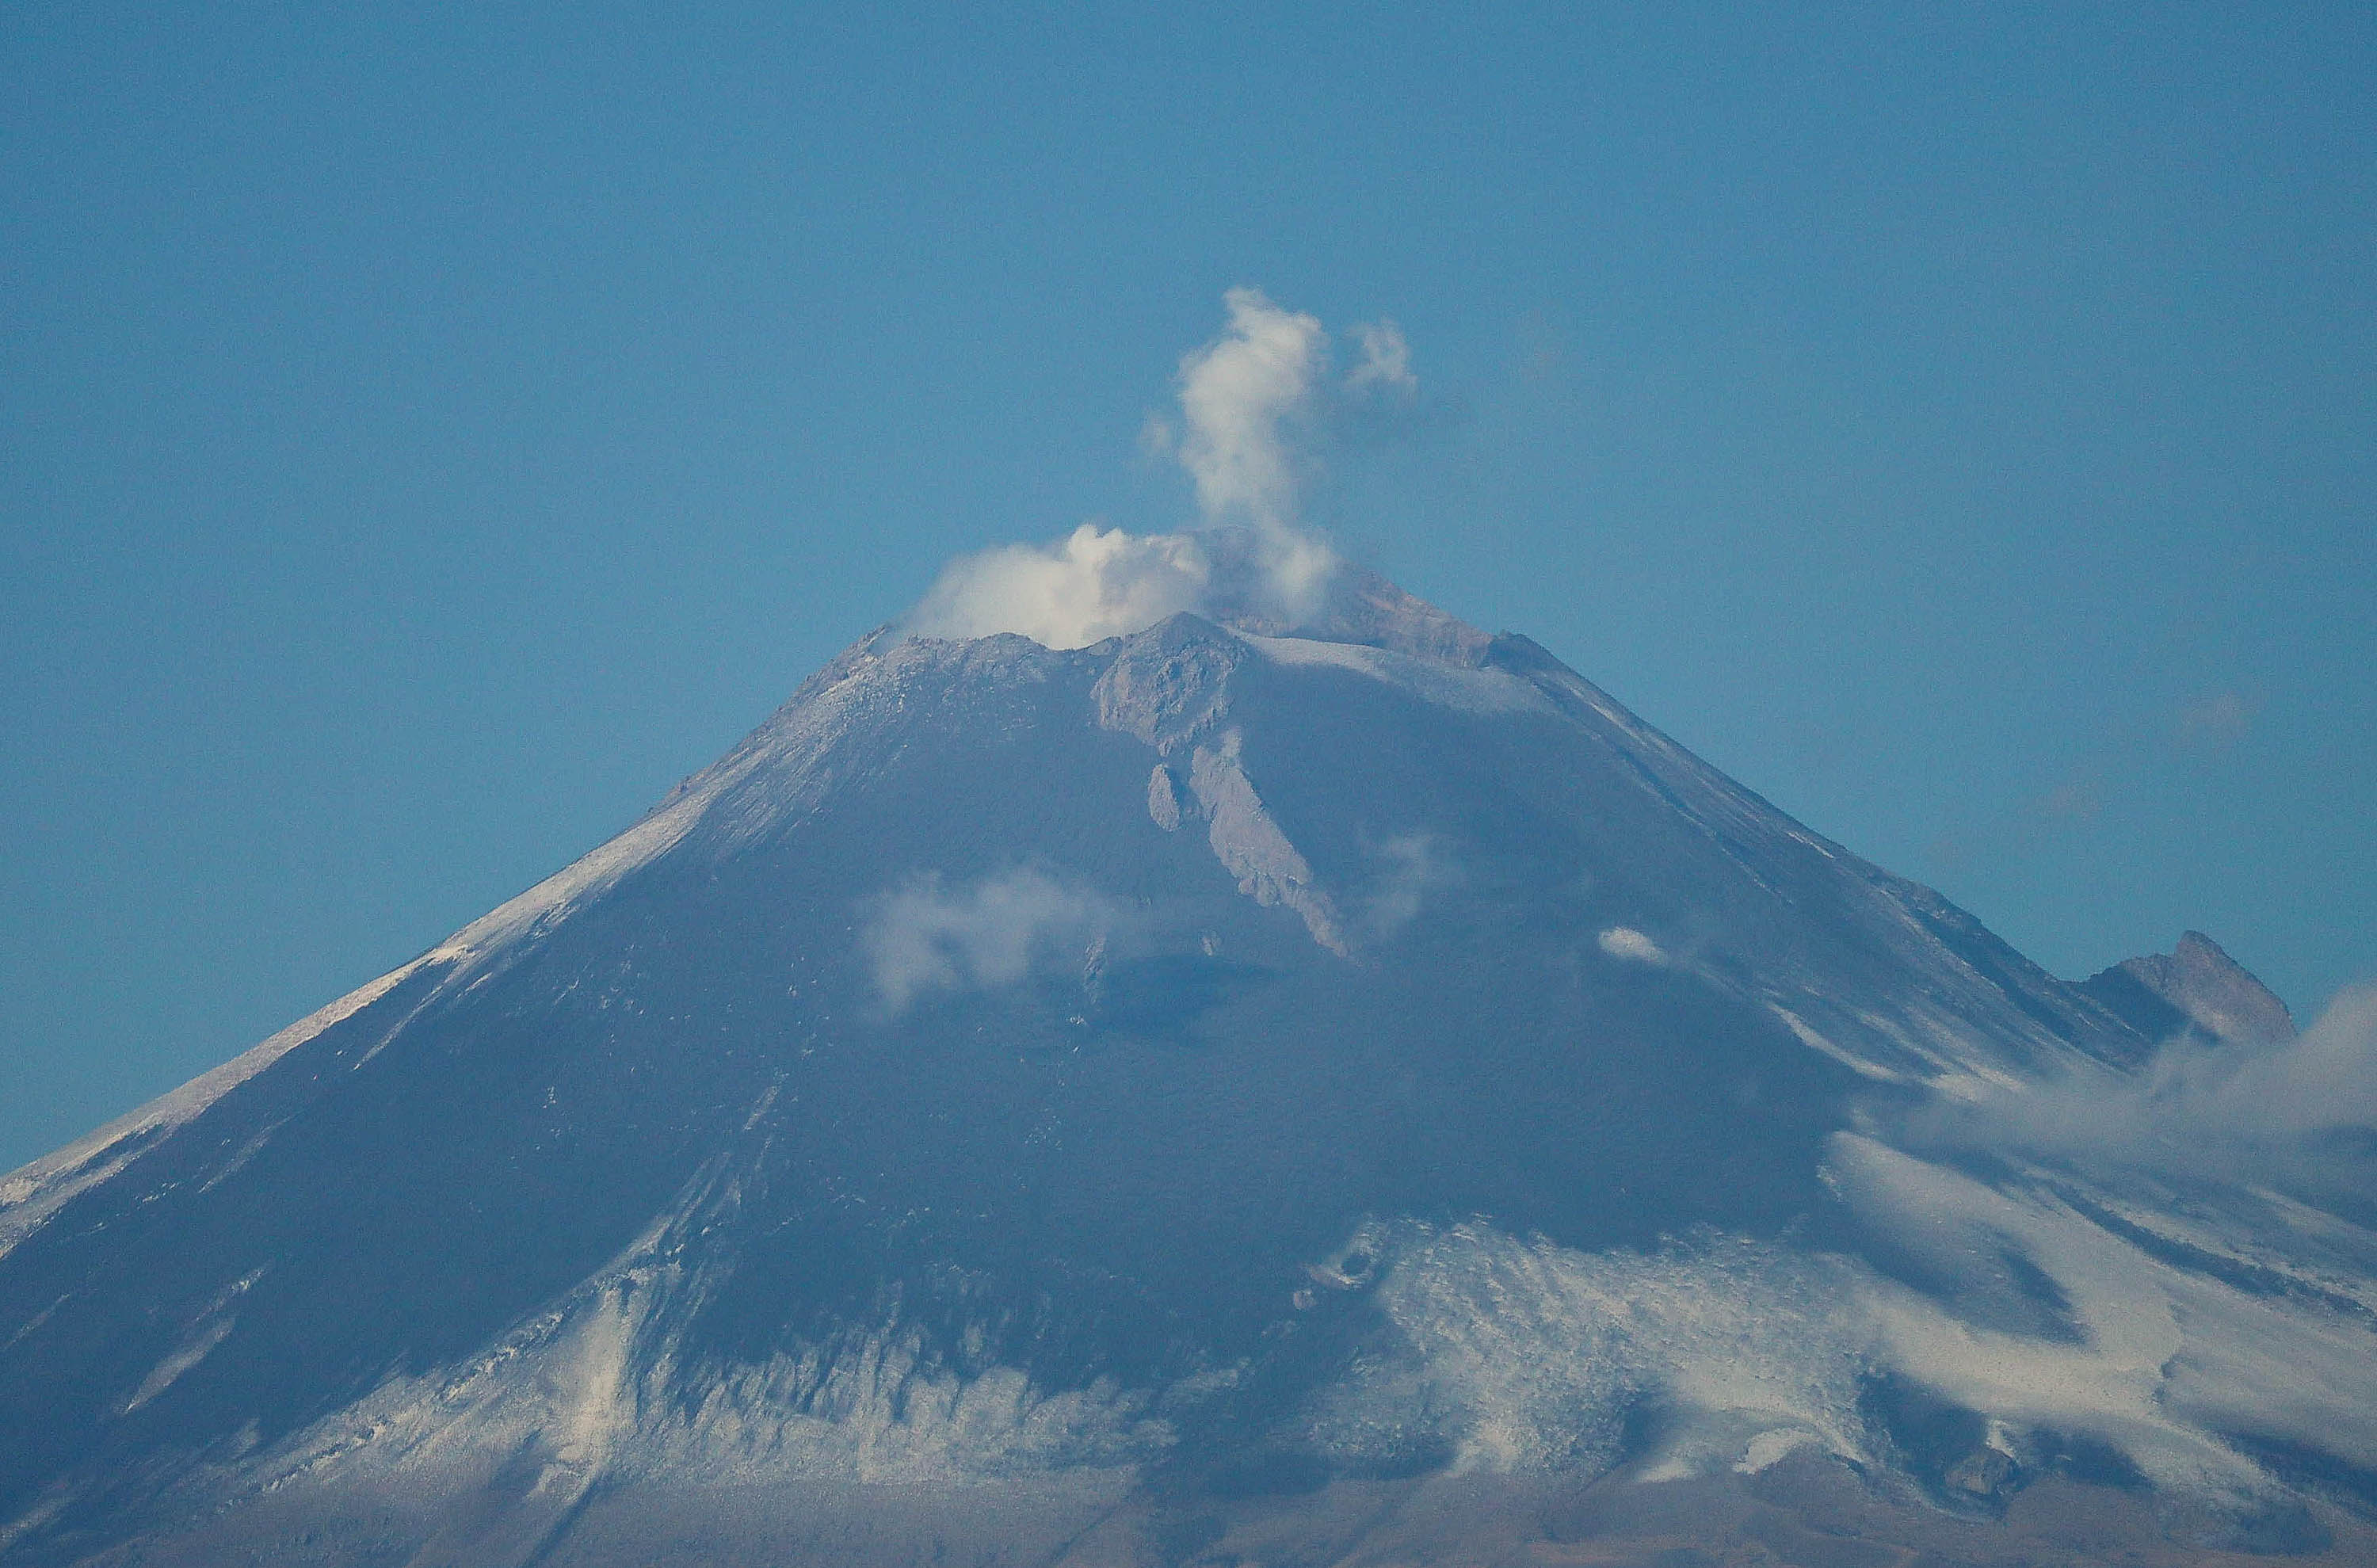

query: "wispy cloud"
left=1364, top=832, right=1457, bottom=938
left=1345, top=319, right=1417, bottom=397
left=904, top=289, right=1417, bottom=649
left=1932, top=981, right=2377, bottom=1180
left=1597, top=926, right=1666, bottom=965
left=860, top=868, right=1116, bottom=1014
left=2029, top=776, right=2104, bottom=826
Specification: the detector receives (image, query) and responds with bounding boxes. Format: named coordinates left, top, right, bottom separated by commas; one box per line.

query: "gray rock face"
left=2081, top=930, right=2296, bottom=1048
left=2, top=586, right=2372, bottom=1567
left=1143, top=763, right=1182, bottom=832
left=1183, top=727, right=1345, bottom=955
left=1089, top=612, right=1242, bottom=750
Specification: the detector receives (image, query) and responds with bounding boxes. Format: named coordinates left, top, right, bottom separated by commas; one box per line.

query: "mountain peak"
left=2079, top=929, right=2295, bottom=1047
left=6, top=588, right=2371, bottom=1566
left=1205, top=563, right=1495, bottom=669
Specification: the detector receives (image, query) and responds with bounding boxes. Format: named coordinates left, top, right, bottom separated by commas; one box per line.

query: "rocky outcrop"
left=2081, top=931, right=2295, bottom=1048
left=1185, top=729, right=1345, bottom=955
left=1090, top=613, right=1242, bottom=752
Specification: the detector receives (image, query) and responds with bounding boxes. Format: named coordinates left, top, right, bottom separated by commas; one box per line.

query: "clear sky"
left=4, top=3, right=2371, bottom=1171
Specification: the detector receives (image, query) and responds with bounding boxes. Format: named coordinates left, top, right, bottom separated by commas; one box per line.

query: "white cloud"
left=1346, top=319, right=1417, bottom=396
left=1364, top=833, right=1456, bottom=937
left=1135, top=414, right=1175, bottom=460
left=1936, top=981, right=2377, bottom=1176
left=903, top=524, right=1210, bottom=649
left=1597, top=926, right=1665, bottom=964
left=1175, top=287, right=1326, bottom=531
left=901, top=288, right=1419, bottom=650
left=2120, top=981, right=2377, bottom=1143
left=861, top=868, right=1115, bottom=1013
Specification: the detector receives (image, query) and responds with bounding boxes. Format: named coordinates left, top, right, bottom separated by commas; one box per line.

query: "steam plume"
left=904, top=289, right=1412, bottom=648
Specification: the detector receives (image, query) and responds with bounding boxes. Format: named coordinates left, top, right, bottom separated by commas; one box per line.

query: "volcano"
left=5, top=572, right=2374, bottom=1566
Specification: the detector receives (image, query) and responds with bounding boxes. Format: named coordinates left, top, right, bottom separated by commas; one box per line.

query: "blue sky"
left=4, top=3, right=2371, bottom=1169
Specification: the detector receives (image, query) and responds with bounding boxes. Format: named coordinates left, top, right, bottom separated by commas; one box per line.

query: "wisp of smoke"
left=861, top=868, right=1115, bottom=1014
left=903, top=288, right=1413, bottom=649
left=1363, top=832, right=1456, bottom=938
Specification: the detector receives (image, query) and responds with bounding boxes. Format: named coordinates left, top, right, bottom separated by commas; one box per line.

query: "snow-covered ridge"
left=1242, top=631, right=1554, bottom=717
left=0, top=959, right=427, bottom=1262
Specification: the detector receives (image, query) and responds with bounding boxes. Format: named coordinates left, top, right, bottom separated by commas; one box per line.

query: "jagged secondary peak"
left=1089, top=612, right=1245, bottom=751
left=1198, top=553, right=1495, bottom=670
left=2080, top=929, right=2297, bottom=1048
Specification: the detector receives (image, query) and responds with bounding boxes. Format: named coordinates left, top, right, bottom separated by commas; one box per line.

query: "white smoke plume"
left=1174, top=287, right=1325, bottom=531
left=902, top=525, right=1210, bottom=652
left=861, top=868, right=1116, bottom=1014
left=904, top=288, right=1413, bottom=649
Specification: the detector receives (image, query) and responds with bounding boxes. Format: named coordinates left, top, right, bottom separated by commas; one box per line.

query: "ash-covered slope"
left=4, top=580, right=2374, bottom=1566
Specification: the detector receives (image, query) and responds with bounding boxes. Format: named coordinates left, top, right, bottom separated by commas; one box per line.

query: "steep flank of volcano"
left=3, top=582, right=2371, bottom=1568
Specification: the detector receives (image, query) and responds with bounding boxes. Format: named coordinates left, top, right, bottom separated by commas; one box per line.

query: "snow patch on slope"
left=235, top=1154, right=1164, bottom=1535
left=1835, top=1135, right=2377, bottom=1497
left=1307, top=1141, right=2377, bottom=1508
left=1243, top=632, right=1554, bottom=717
left=1307, top=1223, right=1874, bottom=1481
left=124, top=1265, right=268, bottom=1413
left=1765, top=1004, right=1906, bottom=1083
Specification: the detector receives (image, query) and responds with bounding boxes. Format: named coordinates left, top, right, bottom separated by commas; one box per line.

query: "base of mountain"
left=45, top=1449, right=2376, bottom=1567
